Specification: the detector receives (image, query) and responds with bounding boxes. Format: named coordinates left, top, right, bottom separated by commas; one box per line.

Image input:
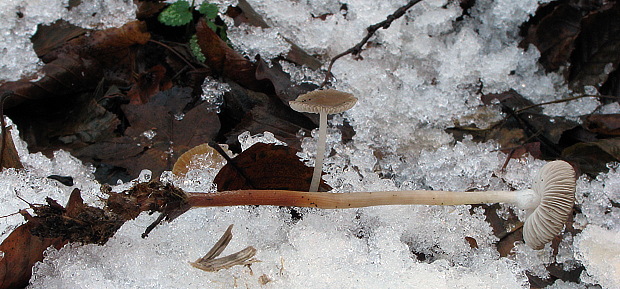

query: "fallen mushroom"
left=289, top=89, right=357, bottom=192
left=186, top=161, right=575, bottom=249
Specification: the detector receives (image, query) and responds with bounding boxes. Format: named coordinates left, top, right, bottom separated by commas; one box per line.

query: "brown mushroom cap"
left=523, top=160, right=576, bottom=249
left=172, top=143, right=229, bottom=178
left=289, top=89, right=357, bottom=114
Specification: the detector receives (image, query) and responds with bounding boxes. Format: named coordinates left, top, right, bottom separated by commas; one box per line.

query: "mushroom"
left=289, top=89, right=357, bottom=192
left=187, top=161, right=576, bottom=249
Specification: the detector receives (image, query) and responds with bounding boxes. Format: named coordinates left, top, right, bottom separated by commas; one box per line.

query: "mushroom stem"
left=187, top=160, right=574, bottom=250
left=309, top=112, right=328, bottom=192
left=187, top=189, right=533, bottom=209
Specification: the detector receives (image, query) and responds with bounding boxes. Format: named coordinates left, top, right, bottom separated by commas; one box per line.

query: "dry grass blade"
left=190, top=224, right=259, bottom=272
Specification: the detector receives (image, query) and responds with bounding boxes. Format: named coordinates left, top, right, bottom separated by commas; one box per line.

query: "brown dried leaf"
left=255, top=58, right=318, bottom=103
left=127, top=65, right=172, bottom=104
left=31, top=20, right=87, bottom=59
left=562, top=138, right=620, bottom=174
left=195, top=18, right=272, bottom=92
left=1, top=20, right=151, bottom=109
left=0, top=222, right=67, bottom=289
left=1, top=128, right=24, bottom=170
left=190, top=224, right=258, bottom=272
left=220, top=82, right=316, bottom=151
left=584, top=114, right=620, bottom=135
left=1, top=52, right=102, bottom=108
left=519, top=3, right=582, bottom=71
left=214, top=143, right=331, bottom=191
left=568, top=3, right=620, bottom=91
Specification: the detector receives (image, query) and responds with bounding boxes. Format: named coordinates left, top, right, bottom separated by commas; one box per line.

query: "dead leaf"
left=568, top=2, right=620, bottom=91
left=127, top=65, right=172, bottom=104
left=0, top=127, right=24, bottom=170
left=1, top=52, right=102, bottom=108
left=214, top=143, right=332, bottom=191
left=562, top=138, right=620, bottom=174
left=31, top=20, right=87, bottom=59
left=584, top=114, right=620, bottom=136
left=219, top=81, right=316, bottom=151
left=0, top=222, right=67, bottom=289
left=190, top=224, right=258, bottom=272
left=519, top=3, right=582, bottom=71
left=6, top=90, right=120, bottom=158
left=1, top=20, right=151, bottom=109
left=520, top=2, right=620, bottom=91
left=195, top=18, right=272, bottom=92
left=503, top=142, right=542, bottom=160
left=255, top=57, right=318, bottom=104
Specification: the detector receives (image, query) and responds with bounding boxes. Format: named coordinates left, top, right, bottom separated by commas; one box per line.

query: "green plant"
left=158, top=0, right=227, bottom=62
left=158, top=0, right=219, bottom=27
left=189, top=34, right=206, bottom=62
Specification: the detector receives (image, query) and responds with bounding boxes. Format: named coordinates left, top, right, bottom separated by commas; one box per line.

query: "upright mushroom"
left=188, top=160, right=576, bottom=249
left=289, top=89, right=357, bottom=192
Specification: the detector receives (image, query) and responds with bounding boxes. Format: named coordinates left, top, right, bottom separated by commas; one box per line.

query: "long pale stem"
left=309, top=112, right=328, bottom=192
left=187, top=189, right=529, bottom=209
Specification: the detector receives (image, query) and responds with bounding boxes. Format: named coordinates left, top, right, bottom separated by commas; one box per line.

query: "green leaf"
left=158, top=0, right=193, bottom=26
left=190, top=34, right=206, bottom=62
left=206, top=20, right=217, bottom=32
left=198, top=2, right=219, bottom=19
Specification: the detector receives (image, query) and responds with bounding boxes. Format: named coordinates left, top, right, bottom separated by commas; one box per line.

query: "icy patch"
left=200, top=76, right=231, bottom=113
left=575, top=225, right=620, bottom=289
left=599, top=102, right=620, bottom=114
left=61, top=0, right=137, bottom=29
left=574, top=164, right=620, bottom=231
left=238, top=131, right=286, bottom=151
left=0, top=0, right=136, bottom=81
left=227, top=25, right=291, bottom=60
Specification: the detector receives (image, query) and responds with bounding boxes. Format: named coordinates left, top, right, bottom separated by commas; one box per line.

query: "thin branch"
left=148, top=39, right=202, bottom=70
left=320, top=0, right=424, bottom=88
left=514, top=94, right=620, bottom=114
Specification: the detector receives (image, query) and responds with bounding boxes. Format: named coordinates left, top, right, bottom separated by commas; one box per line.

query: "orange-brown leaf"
left=195, top=18, right=271, bottom=92
left=0, top=222, right=67, bottom=289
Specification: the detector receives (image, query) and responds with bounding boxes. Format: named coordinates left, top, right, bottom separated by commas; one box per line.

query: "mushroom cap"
left=172, top=143, right=229, bottom=178
left=289, top=89, right=357, bottom=114
left=523, top=160, right=576, bottom=250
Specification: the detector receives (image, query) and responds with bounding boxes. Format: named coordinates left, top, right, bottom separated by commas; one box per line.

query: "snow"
left=0, top=0, right=618, bottom=288
left=0, top=0, right=136, bottom=81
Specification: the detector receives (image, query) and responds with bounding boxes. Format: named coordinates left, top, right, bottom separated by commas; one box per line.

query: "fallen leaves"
left=448, top=89, right=620, bottom=175
left=521, top=1, right=620, bottom=93
left=0, top=189, right=123, bottom=289
left=1, top=20, right=151, bottom=109
left=74, top=87, right=221, bottom=179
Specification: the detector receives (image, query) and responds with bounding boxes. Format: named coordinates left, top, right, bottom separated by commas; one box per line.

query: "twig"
left=148, top=39, right=203, bottom=70
left=320, top=0, right=424, bottom=88
left=0, top=92, right=11, bottom=167
left=453, top=94, right=620, bottom=132
left=514, top=94, right=620, bottom=114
